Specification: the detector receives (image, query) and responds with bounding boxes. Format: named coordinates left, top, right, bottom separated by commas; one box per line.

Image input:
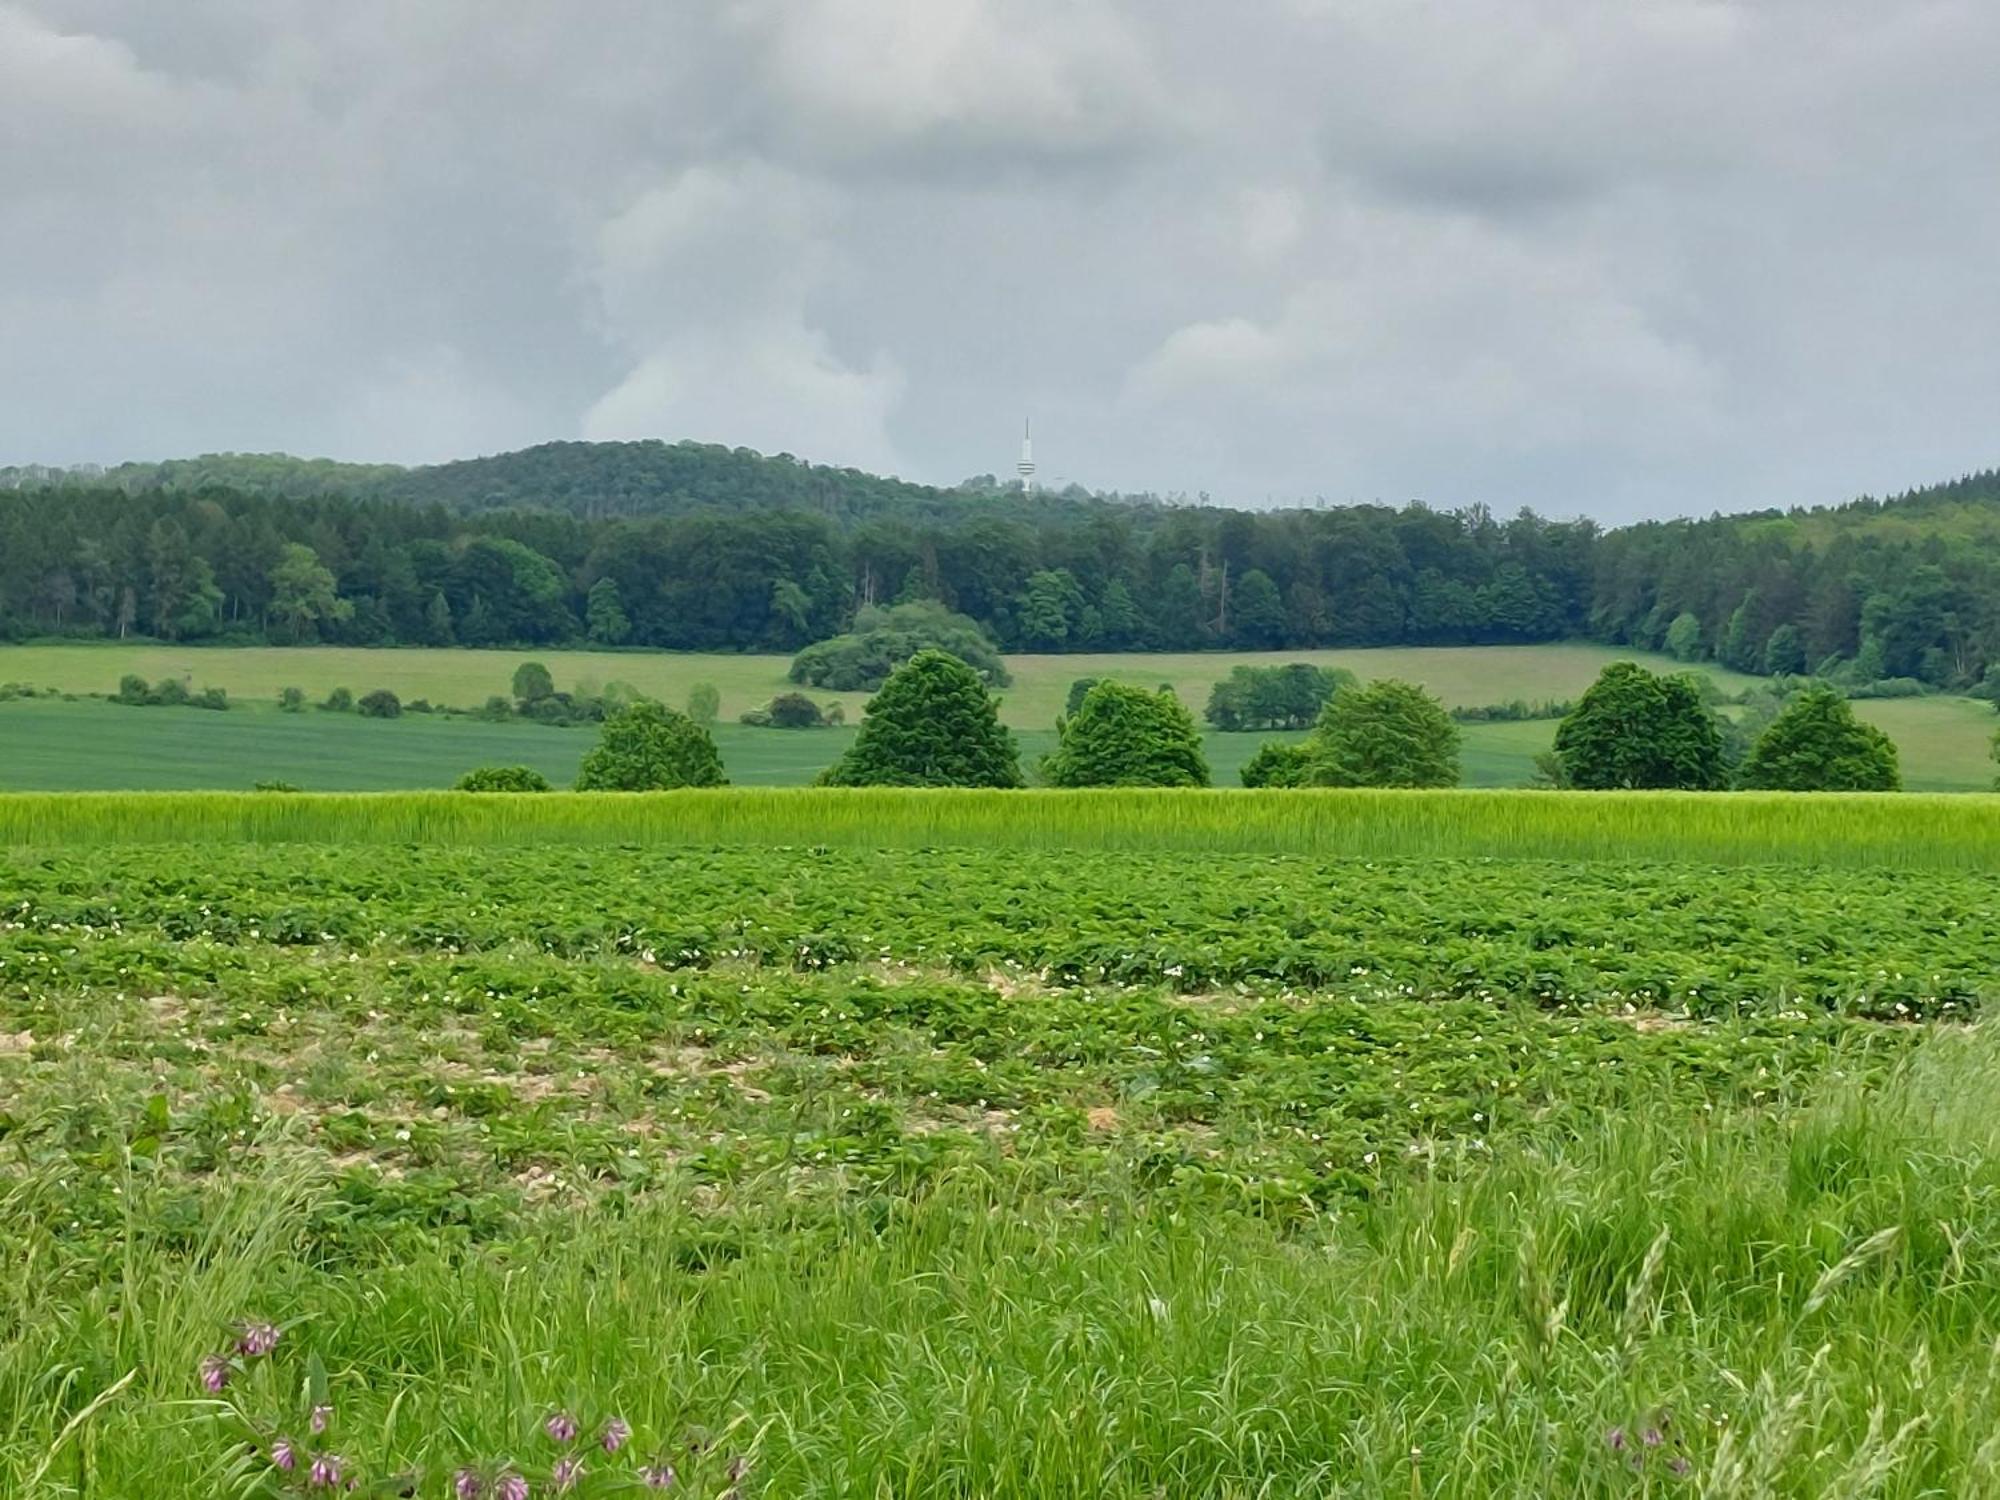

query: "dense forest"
left=2, top=441, right=1997, bottom=688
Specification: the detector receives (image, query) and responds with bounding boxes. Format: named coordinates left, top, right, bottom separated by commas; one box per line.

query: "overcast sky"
left=6, top=1, right=1998, bottom=521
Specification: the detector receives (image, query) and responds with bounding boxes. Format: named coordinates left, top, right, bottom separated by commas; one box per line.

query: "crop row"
left=2, top=787, right=1999, bottom=866
left=5, top=844, right=1994, bottom=1018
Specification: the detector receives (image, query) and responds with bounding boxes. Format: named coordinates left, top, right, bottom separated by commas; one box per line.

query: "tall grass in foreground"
left=9, top=1029, right=2000, bottom=1496
left=2, top=787, right=1998, bottom=866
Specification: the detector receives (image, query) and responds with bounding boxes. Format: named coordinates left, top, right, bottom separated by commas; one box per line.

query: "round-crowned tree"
left=820, top=650, right=1021, bottom=787
left=575, top=701, right=726, bottom=790
left=1738, top=684, right=1899, bottom=790
left=1042, top=682, right=1208, bottom=787
left=1303, top=678, right=1460, bottom=788
left=1554, top=663, right=1726, bottom=790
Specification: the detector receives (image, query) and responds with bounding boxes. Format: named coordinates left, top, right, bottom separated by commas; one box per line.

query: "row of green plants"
left=5, top=842, right=1988, bottom=1018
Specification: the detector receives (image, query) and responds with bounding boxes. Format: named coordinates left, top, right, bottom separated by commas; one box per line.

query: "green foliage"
left=1304, top=679, right=1460, bottom=788
left=575, top=701, right=725, bottom=790
left=1239, top=741, right=1311, bottom=788
left=822, top=651, right=1021, bottom=788
left=790, top=602, right=1010, bottom=692
left=684, top=681, right=721, bottom=727
left=1041, top=682, right=1209, bottom=787
left=1663, top=611, right=1703, bottom=661
left=1738, top=684, right=1901, bottom=791
left=251, top=779, right=302, bottom=792
left=584, top=577, right=630, bottom=645
left=741, top=692, right=829, bottom=730
left=356, top=688, right=402, bottom=720
left=1555, top=663, right=1726, bottom=790
left=267, top=543, right=353, bottom=644
left=1763, top=622, right=1807, bottom=677
left=108, top=674, right=227, bottom=711
left=319, top=687, right=355, bottom=714
left=1205, top=663, right=1355, bottom=730
left=1229, top=568, right=1288, bottom=647
left=511, top=661, right=555, bottom=705
left=277, top=686, right=306, bottom=713
left=1063, top=678, right=1100, bottom=718
left=453, top=765, right=554, bottom=792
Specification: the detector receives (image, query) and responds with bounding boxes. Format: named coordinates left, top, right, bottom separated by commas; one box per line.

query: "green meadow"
left=1, top=641, right=1992, bottom=791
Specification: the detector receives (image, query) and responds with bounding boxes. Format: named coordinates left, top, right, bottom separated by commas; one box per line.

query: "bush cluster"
left=112, top=673, right=228, bottom=710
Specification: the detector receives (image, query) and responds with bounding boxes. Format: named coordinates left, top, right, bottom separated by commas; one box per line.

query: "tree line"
left=3, top=443, right=1998, bottom=689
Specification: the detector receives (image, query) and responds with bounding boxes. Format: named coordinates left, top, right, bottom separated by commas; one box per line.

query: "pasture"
left=4, top=831, right=1998, bottom=1494
left=2, top=641, right=1994, bottom=791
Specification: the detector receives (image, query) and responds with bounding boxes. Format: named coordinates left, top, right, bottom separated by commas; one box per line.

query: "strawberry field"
left=5, top=837, right=2000, bottom=1495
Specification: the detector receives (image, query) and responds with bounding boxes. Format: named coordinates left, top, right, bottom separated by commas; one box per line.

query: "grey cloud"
left=3, top=0, right=1998, bottom=518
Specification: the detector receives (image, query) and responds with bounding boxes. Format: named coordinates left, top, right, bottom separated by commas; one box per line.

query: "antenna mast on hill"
left=1017, top=418, right=1036, bottom=494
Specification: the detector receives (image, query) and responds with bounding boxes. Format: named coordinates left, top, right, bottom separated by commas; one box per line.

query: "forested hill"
left=0, top=440, right=1157, bottom=526
left=1, top=444, right=1997, bottom=693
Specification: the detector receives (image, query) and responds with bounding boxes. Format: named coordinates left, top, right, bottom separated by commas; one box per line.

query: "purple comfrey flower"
left=1642, top=1426, right=1664, bottom=1447
left=1604, top=1427, right=1627, bottom=1452
left=308, top=1453, right=343, bottom=1488
left=236, top=1322, right=282, bottom=1357
left=494, top=1472, right=529, bottom=1500
left=600, top=1418, right=631, bottom=1454
left=453, top=1469, right=483, bottom=1499
left=271, top=1439, right=298, bottom=1472
left=1667, top=1455, right=1692, bottom=1476
left=311, top=1403, right=333, bottom=1434
left=551, top=1455, right=582, bottom=1491
left=640, top=1464, right=676, bottom=1489
left=544, top=1411, right=579, bottom=1443
left=199, top=1354, right=230, bottom=1393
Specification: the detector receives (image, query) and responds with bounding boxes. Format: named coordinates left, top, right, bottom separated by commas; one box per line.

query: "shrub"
left=1042, top=683, right=1209, bottom=787
left=114, top=673, right=151, bottom=705
left=1304, top=678, right=1460, bottom=788
left=194, top=687, right=229, bottom=711
left=278, top=686, right=306, bottom=713
left=767, top=692, right=828, bottom=729
left=821, top=650, right=1021, bottom=787
left=1737, top=684, right=1900, bottom=791
left=320, top=687, right=355, bottom=713
left=454, top=765, right=554, bottom=792
left=476, top=695, right=514, bottom=722
left=576, top=702, right=726, bottom=790
left=1554, top=663, right=1725, bottom=790
left=357, top=689, right=402, bottom=719
left=153, top=677, right=190, bottom=707
left=1240, top=742, right=1312, bottom=788
left=685, top=681, right=721, bottom=726
left=790, top=601, right=1010, bottom=692
left=1063, top=678, right=1101, bottom=719
left=406, top=698, right=434, bottom=714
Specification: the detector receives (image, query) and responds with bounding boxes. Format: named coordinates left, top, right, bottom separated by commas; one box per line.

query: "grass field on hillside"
left=5, top=841, right=1998, bottom=1494
left=0, top=639, right=1757, bottom=725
